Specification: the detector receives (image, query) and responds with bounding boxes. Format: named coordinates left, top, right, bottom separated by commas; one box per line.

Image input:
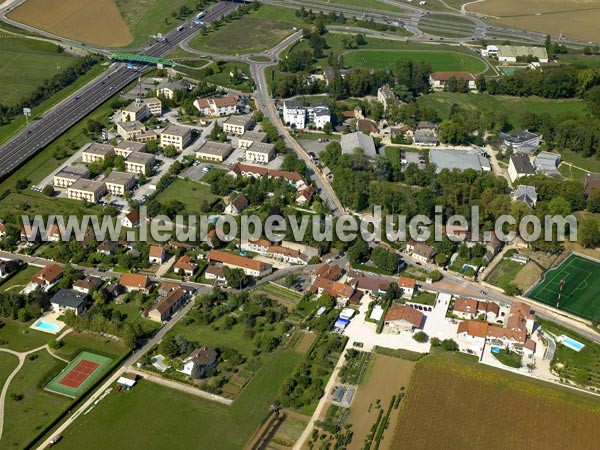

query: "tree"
left=412, top=331, right=428, bottom=343
left=347, top=238, right=370, bottom=264
left=429, top=270, right=442, bottom=282
left=434, top=253, right=448, bottom=266
left=42, top=185, right=54, bottom=196
left=323, top=121, right=332, bottom=135
left=160, top=335, right=179, bottom=358
left=224, top=267, right=249, bottom=289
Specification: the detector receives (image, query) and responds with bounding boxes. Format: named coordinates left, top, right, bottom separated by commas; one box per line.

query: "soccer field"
left=528, top=254, right=600, bottom=321
left=45, top=351, right=112, bottom=398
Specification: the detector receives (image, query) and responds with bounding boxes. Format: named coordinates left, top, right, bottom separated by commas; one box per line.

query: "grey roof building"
left=429, top=148, right=491, bottom=173
left=500, top=130, right=541, bottom=154
left=512, top=185, right=538, bottom=208
left=340, top=132, right=376, bottom=158
left=50, top=288, right=87, bottom=316
left=533, top=151, right=561, bottom=176
left=508, top=153, right=535, bottom=183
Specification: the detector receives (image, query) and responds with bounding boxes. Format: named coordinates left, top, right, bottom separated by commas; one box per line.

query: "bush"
left=412, top=331, right=428, bottom=343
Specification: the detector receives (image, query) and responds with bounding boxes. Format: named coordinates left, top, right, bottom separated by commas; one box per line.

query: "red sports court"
left=59, top=359, right=100, bottom=388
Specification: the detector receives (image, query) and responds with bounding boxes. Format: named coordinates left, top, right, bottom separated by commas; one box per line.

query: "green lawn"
left=410, top=291, right=437, bottom=306
left=54, top=332, right=129, bottom=361
left=155, top=178, right=218, bottom=216
left=485, top=259, right=524, bottom=291
left=529, top=254, right=600, bottom=322
left=418, top=14, right=476, bottom=38
left=314, top=0, right=407, bottom=13
left=58, top=348, right=303, bottom=450
left=0, top=351, right=19, bottom=391
left=0, top=37, right=75, bottom=106
left=417, top=92, right=587, bottom=130
left=492, top=348, right=522, bottom=368
left=205, top=62, right=254, bottom=92
left=343, top=49, right=487, bottom=73
left=558, top=149, right=600, bottom=174
left=0, top=320, right=49, bottom=352
left=0, top=265, right=40, bottom=293
left=189, top=5, right=302, bottom=55
left=2, top=350, right=70, bottom=450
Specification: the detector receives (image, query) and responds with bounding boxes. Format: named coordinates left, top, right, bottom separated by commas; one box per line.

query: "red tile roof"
left=457, top=320, right=488, bottom=338
left=149, top=245, right=165, bottom=259
left=120, top=273, right=150, bottom=289
left=398, top=276, right=416, bottom=290
left=208, top=250, right=271, bottom=272
left=32, top=263, right=63, bottom=285
left=384, top=305, right=424, bottom=328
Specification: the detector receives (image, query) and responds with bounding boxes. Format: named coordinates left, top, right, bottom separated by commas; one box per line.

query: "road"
left=0, top=1, right=240, bottom=180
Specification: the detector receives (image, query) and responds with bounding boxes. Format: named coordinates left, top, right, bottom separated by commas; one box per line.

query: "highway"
left=0, top=0, right=240, bottom=180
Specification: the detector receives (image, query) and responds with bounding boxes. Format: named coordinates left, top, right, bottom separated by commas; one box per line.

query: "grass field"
left=45, top=351, right=113, bottom=398
left=528, top=253, right=600, bottom=321
left=189, top=5, right=302, bottom=55
left=314, top=0, right=407, bottom=13
left=8, top=0, right=132, bottom=47
left=2, top=350, right=70, bottom=450
left=485, top=258, right=524, bottom=291
left=155, top=178, right=218, bottom=216
left=0, top=265, right=39, bottom=293
left=559, top=149, right=600, bottom=174
left=468, top=0, right=600, bottom=42
left=418, top=13, right=476, bottom=38
left=0, top=351, right=18, bottom=391
left=0, top=320, right=49, bottom=352
left=343, top=49, right=487, bottom=73
left=417, top=92, right=587, bottom=130
left=390, top=352, right=600, bottom=449
left=0, top=37, right=76, bottom=106
left=58, top=348, right=303, bottom=450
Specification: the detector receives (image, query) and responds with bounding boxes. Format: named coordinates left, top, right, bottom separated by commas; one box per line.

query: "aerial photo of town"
left=1, top=0, right=600, bottom=449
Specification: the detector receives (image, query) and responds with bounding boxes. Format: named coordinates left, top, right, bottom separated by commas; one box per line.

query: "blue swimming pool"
left=561, top=336, right=585, bottom=352
left=35, top=320, right=59, bottom=332
left=491, top=346, right=501, bottom=354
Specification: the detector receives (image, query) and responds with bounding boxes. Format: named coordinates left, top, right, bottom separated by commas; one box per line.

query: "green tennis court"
left=528, top=254, right=600, bottom=321
left=45, top=351, right=112, bottom=398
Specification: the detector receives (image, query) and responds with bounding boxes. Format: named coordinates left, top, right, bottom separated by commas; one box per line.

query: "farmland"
left=189, top=5, right=302, bottom=55
left=58, top=348, right=303, bottom=450
left=468, top=0, right=600, bottom=42
left=390, top=352, right=600, bottom=449
left=0, top=36, right=76, bottom=106
left=417, top=92, right=587, bottom=130
left=8, top=0, right=132, bottom=47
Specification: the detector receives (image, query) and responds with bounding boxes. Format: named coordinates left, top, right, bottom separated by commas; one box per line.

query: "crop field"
left=189, top=5, right=302, bottom=55
left=417, top=92, right=587, bottom=130
left=390, top=352, right=600, bottom=449
left=468, top=0, right=600, bottom=42
left=0, top=36, right=75, bottom=106
left=528, top=253, right=600, bottom=321
left=8, top=0, right=132, bottom=47
left=343, top=49, right=487, bottom=73
left=58, top=349, right=303, bottom=450
left=346, top=354, right=414, bottom=450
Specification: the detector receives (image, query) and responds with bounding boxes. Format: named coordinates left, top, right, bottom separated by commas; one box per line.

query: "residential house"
left=340, top=132, right=376, bottom=158
left=429, top=72, right=476, bottom=91
left=50, top=289, right=87, bottom=316
left=377, top=83, right=398, bottom=111
left=53, top=165, right=90, bottom=188
left=193, top=96, right=238, bottom=116
left=398, top=276, right=416, bottom=298
left=174, top=256, right=197, bottom=277
left=508, top=154, right=535, bottom=183
left=31, top=263, right=63, bottom=289
left=148, top=287, right=186, bottom=322
left=583, top=173, right=600, bottom=199
left=307, top=104, right=331, bottom=129
left=406, top=239, right=436, bottom=263
left=67, top=179, right=107, bottom=203
left=310, top=277, right=355, bottom=306
left=125, top=151, right=154, bottom=176
left=245, top=142, right=275, bottom=163
left=207, top=250, right=272, bottom=277
left=314, top=262, right=342, bottom=281
left=240, top=238, right=271, bottom=254
left=116, top=121, right=147, bottom=140
left=157, top=281, right=180, bottom=297
left=114, top=140, right=146, bottom=158
left=73, top=276, right=103, bottom=294
left=97, top=240, right=119, bottom=255
left=355, top=277, right=390, bottom=296
left=119, top=273, right=150, bottom=293
left=205, top=265, right=227, bottom=284
left=384, top=305, right=425, bottom=333
left=160, top=124, right=192, bottom=150
left=222, top=115, right=252, bottom=135
left=156, top=79, right=190, bottom=99
left=180, top=345, right=217, bottom=377
left=452, top=297, right=499, bottom=321
left=511, top=185, right=538, bottom=208
left=121, top=99, right=150, bottom=122
left=195, top=141, right=233, bottom=162
left=149, top=245, right=166, bottom=264
left=122, top=210, right=140, bottom=228
left=265, top=245, right=308, bottom=265
left=46, top=224, right=61, bottom=242
left=357, top=119, right=378, bottom=135
left=500, top=130, right=542, bottom=154
left=224, top=194, right=249, bottom=215
left=296, top=186, right=314, bottom=206
left=238, top=130, right=268, bottom=149
left=104, top=171, right=136, bottom=196
left=81, top=143, right=115, bottom=164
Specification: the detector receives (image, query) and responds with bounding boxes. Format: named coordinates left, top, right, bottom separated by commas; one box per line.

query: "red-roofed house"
left=398, top=276, right=416, bottom=298
left=208, top=250, right=272, bottom=277
left=314, top=263, right=342, bottom=281
left=32, top=263, right=63, bottom=289
left=384, top=305, right=425, bottom=332
left=149, top=245, right=166, bottom=264
left=119, top=273, right=150, bottom=293
left=122, top=210, right=140, bottom=228
left=174, top=256, right=197, bottom=277
left=429, top=72, right=476, bottom=91
left=310, top=278, right=355, bottom=306
left=453, top=298, right=499, bottom=321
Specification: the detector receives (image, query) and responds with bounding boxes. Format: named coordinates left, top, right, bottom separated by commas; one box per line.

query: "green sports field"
left=528, top=254, right=600, bottom=321
left=45, top=351, right=112, bottom=398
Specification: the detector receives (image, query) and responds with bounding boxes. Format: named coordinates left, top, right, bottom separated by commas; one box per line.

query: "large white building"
left=193, top=96, right=238, bottom=116
left=282, top=100, right=331, bottom=130
left=160, top=124, right=192, bottom=150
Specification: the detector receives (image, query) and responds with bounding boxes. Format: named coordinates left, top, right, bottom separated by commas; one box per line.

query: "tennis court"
left=528, top=254, right=600, bottom=321
left=45, top=351, right=112, bottom=398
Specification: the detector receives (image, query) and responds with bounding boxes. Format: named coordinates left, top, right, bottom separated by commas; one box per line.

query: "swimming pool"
left=35, top=320, right=59, bottom=332
left=491, top=346, right=501, bottom=354
left=560, top=335, right=585, bottom=352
